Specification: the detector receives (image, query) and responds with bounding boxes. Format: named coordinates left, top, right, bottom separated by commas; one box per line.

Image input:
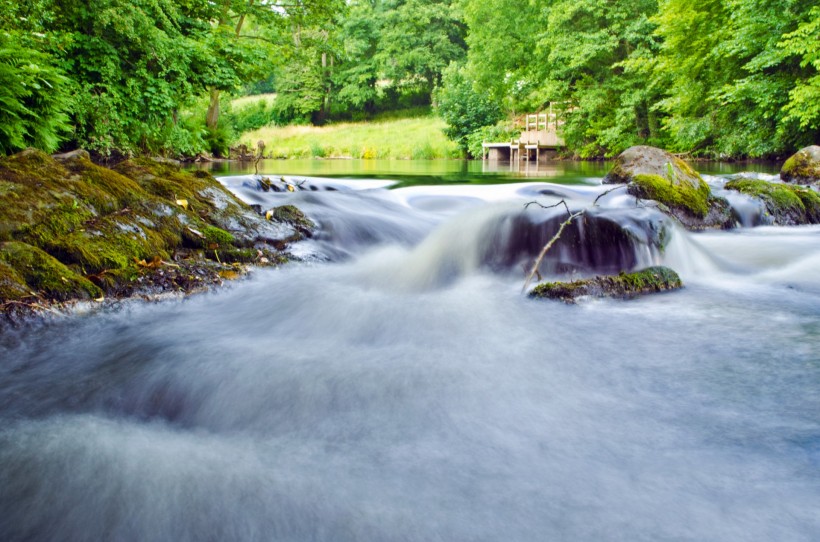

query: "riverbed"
left=1, top=160, right=818, bottom=541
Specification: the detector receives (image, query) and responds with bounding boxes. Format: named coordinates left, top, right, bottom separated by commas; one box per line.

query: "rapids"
left=1, top=170, right=819, bottom=541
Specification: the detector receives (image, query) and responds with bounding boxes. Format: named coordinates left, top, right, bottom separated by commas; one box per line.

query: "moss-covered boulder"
left=780, top=146, right=820, bottom=185
left=529, top=266, right=683, bottom=303
left=724, top=178, right=820, bottom=225
left=603, top=146, right=733, bottom=230
left=0, top=149, right=302, bottom=312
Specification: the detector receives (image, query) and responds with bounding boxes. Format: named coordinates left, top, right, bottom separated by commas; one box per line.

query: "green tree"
left=436, top=63, right=503, bottom=156
left=377, top=0, right=466, bottom=96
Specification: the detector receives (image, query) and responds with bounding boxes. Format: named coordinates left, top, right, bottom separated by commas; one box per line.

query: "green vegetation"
left=529, top=266, right=683, bottom=303
left=1, top=0, right=817, bottom=160
left=450, top=0, right=820, bottom=159
left=725, top=179, right=820, bottom=224
left=242, top=115, right=460, bottom=159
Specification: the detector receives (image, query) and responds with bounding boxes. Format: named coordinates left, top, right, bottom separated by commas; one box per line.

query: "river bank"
left=0, top=150, right=311, bottom=326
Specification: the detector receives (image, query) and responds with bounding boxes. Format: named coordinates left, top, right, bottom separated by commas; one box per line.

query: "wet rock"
left=482, top=206, right=672, bottom=276
left=724, top=178, right=820, bottom=225
left=780, top=145, right=820, bottom=185
left=0, top=149, right=302, bottom=315
left=603, top=145, right=733, bottom=230
left=529, top=266, right=683, bottom=303
left=265, top=205, right=316, bottom=239
left=52, top=149, right=91, bottom=162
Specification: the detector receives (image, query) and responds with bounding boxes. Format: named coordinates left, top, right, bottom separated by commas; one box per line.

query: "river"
left=1, top=160, right=818, bottom=541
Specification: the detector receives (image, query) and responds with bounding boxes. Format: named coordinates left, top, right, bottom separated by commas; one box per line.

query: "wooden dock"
left=483, top=109, right=565, bottom=162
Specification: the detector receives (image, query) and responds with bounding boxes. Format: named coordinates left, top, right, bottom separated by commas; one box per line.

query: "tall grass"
left=240, top=115, right=461, bottom=160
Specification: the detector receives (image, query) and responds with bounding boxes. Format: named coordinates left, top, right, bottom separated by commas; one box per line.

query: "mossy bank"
left=0, top=149, right=311, bottom=322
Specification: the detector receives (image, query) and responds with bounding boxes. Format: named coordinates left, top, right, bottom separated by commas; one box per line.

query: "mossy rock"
left=529, top=266, right=683, bottom=303
left=603, top=146, right=732, bottom=229
left=0, top=260, right=31, bottom=301
left=0, top=241, right=102, bottom=301
left=266, top=205, right=316, bottom=237
left=0, top=149, right=300, bottom=311
left=724, top=179, right=820, bottom=225
left=780, top=146, right=820, bottom=185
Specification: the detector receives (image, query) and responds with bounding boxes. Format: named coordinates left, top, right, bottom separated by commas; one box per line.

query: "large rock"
left=603, top=146, right=734, bottom=230
left=528, top=266, right=683, bottom=303
left=0, top=149, right=302, bottom=312
left=724, top=178, right=820, bottom=225
left=780, top=145, right=820, bottom=185
left=480, top=206, right=672, bottom=276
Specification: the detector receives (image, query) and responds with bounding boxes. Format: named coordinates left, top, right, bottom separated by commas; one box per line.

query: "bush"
left=0, top=38, right=71, bottom=154
left=435, top=63, right=503, bottom=157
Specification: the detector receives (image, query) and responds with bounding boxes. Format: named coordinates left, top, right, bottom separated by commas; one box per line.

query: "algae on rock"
left=529, top=266, right=683, bottom=303
left=603, top=146, right=733, bottom=230
left=0, top=149, right=303, bottom=312
left=724, top=179, right=820, bottom=225
left=780, top=146, right=820, bottom=185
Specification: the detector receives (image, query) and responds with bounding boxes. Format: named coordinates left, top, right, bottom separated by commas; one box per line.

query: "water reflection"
left=190, top=158, right=780, bottom=187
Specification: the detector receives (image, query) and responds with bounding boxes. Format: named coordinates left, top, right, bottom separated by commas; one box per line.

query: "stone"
left=528, top=266, right=683, bottom=303
left=603, top=145, right=734, bottom=230
left=780, top=145, right=820, bottom=185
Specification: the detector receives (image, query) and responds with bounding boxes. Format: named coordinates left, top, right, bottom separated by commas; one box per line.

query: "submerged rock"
left=780, top=146, right=820, bottom=185
left=480, top=205, right=672, bottom=276
left=604, top=146, right=734, bottom=230
left=724, top=178, right=820, bottom=225
left=529, top=266, right=683, bottom=303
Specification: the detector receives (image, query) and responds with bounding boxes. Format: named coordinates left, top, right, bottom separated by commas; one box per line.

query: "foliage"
left=435, top=64, right=503, bottom=156
left=465, top=122, right=520, bottom=160
left=0, top=35, right=71, bottom=154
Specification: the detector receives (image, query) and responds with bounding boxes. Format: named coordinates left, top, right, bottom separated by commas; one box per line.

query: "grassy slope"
left=237, top=109, right=460, bottom=160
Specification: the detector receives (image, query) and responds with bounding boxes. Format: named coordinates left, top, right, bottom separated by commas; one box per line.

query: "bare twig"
left=521, top=187, right=627, bottom=293
left=522, top=199, right=585, bottom=293
left=592, top=184, right=626, bottom=206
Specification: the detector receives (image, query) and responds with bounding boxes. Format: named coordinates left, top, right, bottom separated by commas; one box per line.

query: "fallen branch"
left=521, top=186, right=627, bottom=293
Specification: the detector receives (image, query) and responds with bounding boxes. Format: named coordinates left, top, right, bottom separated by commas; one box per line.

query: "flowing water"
left=1, top=161, right=819, bottom=541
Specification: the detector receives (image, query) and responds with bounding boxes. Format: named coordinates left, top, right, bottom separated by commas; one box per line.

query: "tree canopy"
left=1, top=0, right=817, bottom=159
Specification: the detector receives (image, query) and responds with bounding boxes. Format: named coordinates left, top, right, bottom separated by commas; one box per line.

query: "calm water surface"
left=1, top=159, right=817, bottom=541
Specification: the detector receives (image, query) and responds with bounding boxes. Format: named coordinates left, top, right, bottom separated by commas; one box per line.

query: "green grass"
left=240, top=114, right=461, bottom=160
left=231, top=93, right=277, bottom=109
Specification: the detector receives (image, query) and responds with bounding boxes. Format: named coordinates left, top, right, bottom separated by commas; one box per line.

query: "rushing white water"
left=1, top=174, right=819, bottom=541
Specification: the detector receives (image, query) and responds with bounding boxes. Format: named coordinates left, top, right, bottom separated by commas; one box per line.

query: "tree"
left=436, top=63, right=503, bottom=156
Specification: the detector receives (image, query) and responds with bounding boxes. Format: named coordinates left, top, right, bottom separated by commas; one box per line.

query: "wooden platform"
left=482, top=111, right=565, bottom=162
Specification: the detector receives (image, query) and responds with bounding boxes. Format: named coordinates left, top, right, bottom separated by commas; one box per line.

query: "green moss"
left=267, top=205, right=316, bottom=232
left=631, top=173, right=711, bottom=218
left=0, top=260, right=30, bottom=301
left=201, top=225, right=235, bottom=247
left=781, top=147, right=820, bottom=183
left=725, top=179, right=820, bottom=224
left=0, top=241, right=102, bottom=301
left=529, top=266, right=683, bottom=303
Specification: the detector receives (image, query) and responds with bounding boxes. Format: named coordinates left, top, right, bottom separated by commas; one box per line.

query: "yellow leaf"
left=175, top=199, right=189, bottom=209
left=286, top=184, right=295, bottom=192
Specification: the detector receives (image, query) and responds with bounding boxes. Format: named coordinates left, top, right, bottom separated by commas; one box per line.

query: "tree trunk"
left=206, top=87, right=220, bottom=130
